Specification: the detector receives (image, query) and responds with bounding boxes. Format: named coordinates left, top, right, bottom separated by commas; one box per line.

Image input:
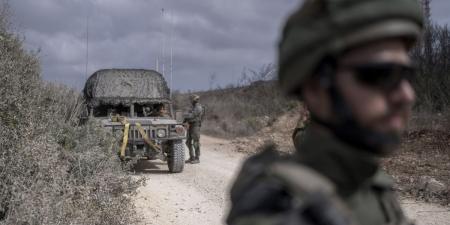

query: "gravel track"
left=134, top=136, right=449, bottom=225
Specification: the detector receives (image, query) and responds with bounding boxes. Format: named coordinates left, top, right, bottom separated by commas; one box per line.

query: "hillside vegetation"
left=0, top=9, right=142, bottom=225
left=173, top=64, right=300, bottom=138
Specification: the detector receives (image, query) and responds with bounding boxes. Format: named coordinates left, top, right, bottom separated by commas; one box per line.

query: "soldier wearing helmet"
left=184, top=94, right=204, bottom=164
left=227, top=0, right=423, bottom=224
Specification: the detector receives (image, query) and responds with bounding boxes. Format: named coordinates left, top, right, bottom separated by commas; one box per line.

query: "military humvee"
left=82, top=69, right=186, bottom=173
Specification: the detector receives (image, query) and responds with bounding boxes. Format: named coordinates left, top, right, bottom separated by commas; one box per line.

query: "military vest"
left=227, top=126, right=413, bottom=225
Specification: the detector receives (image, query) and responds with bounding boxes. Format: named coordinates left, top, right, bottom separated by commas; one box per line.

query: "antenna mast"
left=85, top=12, right=90, bottom=81
left=421, top=0, right=431, bottom=25
left=156, top=58, right=159, bottom=72
left=161, top=8, right=166, bottom=78
left=170, top=10, right=174, bottom=99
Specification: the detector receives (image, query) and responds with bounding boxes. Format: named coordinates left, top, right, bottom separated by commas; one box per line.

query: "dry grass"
left=383, top=110, right=450, bottom=205
left=0, top=11, right=142, bottom=224
left=174, top=81, right=298, bottom=138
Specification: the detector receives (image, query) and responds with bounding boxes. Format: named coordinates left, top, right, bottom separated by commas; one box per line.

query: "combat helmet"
left=191, top=94, right=200, bottom=102
left=278, top=0, right=424, bottom=96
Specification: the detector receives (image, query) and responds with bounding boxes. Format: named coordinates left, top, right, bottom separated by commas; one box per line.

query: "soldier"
left=143, top=106, right=152, bottom=117
left=150, top=103, right=170, bottom=117
left=184, top=94, right=203, bottom=164
left=227, top=0, right=423, bottom=225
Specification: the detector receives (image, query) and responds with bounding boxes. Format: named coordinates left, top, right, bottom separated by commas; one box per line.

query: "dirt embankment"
left=133, top=136, right=450, bottom=225
left=230, top=109, right=302, bottom=154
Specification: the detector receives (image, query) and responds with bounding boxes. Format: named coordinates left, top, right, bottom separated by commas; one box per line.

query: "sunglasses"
left=342, top=63, right=416, bottom=91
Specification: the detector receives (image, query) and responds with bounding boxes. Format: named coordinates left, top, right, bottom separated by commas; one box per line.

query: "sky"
left=7, top=0, right=450, bottom=92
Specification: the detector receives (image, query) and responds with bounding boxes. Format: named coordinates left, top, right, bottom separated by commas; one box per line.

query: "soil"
left=383, top=129, right=450, bottom=205
left=230, top=109, right=301, bottom=154
left=133, top=136, right=246, bottom=225
left=133, top=136, right=450, bottom=225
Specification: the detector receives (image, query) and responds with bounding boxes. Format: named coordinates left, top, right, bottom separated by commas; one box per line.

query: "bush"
left=410, top=1, right=450, bottom=111
left=0, top=8, right=141, bottom=225
left=173, top=64, right=298, bottom=138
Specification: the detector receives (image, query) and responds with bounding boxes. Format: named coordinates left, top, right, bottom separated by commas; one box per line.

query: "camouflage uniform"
left=185, top=95, right=203, bottom=163
left=228, top=128, right=410, bottom=225
left=227, top=0, right=423, bottom=224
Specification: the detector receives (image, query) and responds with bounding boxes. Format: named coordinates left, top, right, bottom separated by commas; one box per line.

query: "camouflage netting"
left=84, top=69, right=170, bottom=107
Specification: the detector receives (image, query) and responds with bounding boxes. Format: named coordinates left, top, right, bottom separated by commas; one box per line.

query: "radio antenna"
left=170, top=10, right=174, bottom=99
left=156, top=58, right=159, bottom=72
left=85, top=12, right=90, bottom=81
left=161, top=8, right=166, bottom=78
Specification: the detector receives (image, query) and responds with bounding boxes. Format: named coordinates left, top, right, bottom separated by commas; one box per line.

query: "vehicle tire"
left=167, top=140, right=185, bottom=173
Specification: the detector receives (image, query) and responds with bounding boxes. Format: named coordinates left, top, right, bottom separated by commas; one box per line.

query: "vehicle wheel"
left=167, top=140, right=185, bottom=173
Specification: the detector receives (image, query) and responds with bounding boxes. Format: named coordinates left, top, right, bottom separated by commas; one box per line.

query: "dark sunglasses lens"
left=353, top=64, right=415, bottom=90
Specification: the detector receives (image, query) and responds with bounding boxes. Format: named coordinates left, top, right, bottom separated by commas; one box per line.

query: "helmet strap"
left=312, top=59, right=400, bottom=155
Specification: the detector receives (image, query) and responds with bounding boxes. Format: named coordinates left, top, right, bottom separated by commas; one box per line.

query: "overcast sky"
left=8, top=0, right=450, bottom=92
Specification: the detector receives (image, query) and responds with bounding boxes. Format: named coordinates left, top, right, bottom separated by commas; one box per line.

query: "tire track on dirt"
left=134, top=136, right=246, bottom=225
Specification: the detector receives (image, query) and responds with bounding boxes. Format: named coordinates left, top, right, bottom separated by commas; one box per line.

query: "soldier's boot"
left=191, top=157, right=200, bottom=164
left=185, top=140, right=195, bottom=163
left=186, top=154, right=195, bottom=163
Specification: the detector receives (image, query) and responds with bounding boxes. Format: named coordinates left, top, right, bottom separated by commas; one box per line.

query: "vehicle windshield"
left=92, top=103, right=172, bottom=118
left=93, top=104, right=128, bottom=117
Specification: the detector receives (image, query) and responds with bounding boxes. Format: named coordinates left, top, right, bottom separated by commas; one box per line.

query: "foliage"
left=410, top=0, right=450, bottom=111
left=174, top=64, right=297, bottom=138
left=0, top=8, right=141, bottom=224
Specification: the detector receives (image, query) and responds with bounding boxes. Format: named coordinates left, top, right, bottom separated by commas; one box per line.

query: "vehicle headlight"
left=175, top=125, right=185, bottom=135
left=156, top=129, right=166, bottom=138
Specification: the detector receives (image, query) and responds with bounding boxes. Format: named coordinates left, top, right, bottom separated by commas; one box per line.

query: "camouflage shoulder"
left=372, top=169, right=395, bottom=190
left=229, top=142, right=282, bottom=201
left=230, top=142, right=336, bottom=202
left=268, top=161, right=335, bottom=197
left=266, top=162, right=358, bottom=225
left=228, top=143, right=290, bottom=224
left=193, top=103, right=204, bottom=114
left=228, top=144, right=358, bottom=225
left=195, top=102, right=203, bottom=109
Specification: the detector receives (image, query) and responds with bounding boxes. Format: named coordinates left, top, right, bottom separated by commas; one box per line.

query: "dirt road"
left=134, top=136, right=449, bottom=225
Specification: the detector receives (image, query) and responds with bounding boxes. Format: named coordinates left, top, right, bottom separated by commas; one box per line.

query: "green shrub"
left=0, top=8, right=142, bottom=224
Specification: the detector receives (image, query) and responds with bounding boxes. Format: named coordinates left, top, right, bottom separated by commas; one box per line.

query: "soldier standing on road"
left=184, top=94, right=203, bottom=164
left=227, top=0, right=423, bottom=225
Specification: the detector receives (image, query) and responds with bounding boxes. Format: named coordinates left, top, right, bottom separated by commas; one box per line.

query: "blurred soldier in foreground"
left=184, top=94, right=204, bottom=164
left=227, top=0, right=423, bottom=224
